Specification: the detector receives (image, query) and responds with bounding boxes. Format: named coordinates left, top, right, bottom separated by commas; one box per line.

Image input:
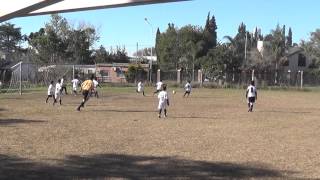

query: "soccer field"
left=0, top=87, right=319, bottom=179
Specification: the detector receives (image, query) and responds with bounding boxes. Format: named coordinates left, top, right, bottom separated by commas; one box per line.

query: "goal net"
left=1, top=62, right=75, bottom=95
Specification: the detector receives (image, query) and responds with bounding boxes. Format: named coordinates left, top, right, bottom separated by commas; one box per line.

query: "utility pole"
left=144, top=18, right=154, bottom=83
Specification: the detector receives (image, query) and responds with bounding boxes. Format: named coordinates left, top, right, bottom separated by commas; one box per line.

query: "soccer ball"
left=172, top=90, right=176, bottom=94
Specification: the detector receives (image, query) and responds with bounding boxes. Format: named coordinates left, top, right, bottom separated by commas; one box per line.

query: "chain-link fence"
left=2, top=61, right=320, bottom=94
left=152, top=68, right=320, bottom=88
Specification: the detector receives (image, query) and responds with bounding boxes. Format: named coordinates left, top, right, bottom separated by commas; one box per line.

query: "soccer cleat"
left=158, top=114, right=161, bottom=118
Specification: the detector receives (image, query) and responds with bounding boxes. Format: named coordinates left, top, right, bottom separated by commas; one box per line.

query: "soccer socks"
left=248, top=103, right=254, bottom=112
left=158, top=109, right=167, bottom=118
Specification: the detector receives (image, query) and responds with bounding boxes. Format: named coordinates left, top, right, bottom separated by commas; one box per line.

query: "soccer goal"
left=1, top=61, right=23, bottom=95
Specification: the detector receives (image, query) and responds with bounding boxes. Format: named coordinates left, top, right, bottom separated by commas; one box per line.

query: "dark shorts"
left=185, top=90, right=191, bottom=94
left=82, top=90, right=90, bottom=99
left=248, top=97, right=255, bottom=103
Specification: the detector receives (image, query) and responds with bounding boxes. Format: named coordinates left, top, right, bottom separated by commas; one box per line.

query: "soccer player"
left=246, top=80, right=258, bottom=112
left=157, top=84, right=169, bottom=118
left=60, top=76, right=68, bottom=95
left=46, top=81, right=55, bottom=103
left=53, top=79, right=62, bottom=105
left=77, top=75, right=94, bottom=111
left=92, top=77, right=101, bottom=98
left=183, top=80, right=192, bottom=97
left=136, top=80, right=145, bottom=96
left=71, top=76, right=80, bottom=95
left=153, top=80, right=163, bottom=95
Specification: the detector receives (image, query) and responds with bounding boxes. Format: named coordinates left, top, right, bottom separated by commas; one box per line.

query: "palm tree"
left=186, top=40, right=204, bottom=81
left=269, top=25, right=286, bottom=84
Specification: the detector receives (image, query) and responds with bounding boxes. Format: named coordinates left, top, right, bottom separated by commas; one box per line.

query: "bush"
left=124, top=64, right=147, bottom=83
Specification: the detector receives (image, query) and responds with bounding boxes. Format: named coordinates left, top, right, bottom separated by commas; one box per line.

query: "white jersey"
left=60, top=78, right=64, bottom=86
left=48, top=84, right=54, bottom=95
left=137, top=82, right=144, bottom=92
left=158, top=90, right=168, bottom=110
left=71, top=79, right=80, bottom=89
left=55, top=82, right=62, bottom=99
left=156, top=81, right=163, bottom=90
left=247, top=85, right=257, bottom=98
left=185, top=83, right=191, bottom=92
left=55, top=83, right=62, bottom=94
left=93, top=79, right=99, bottom=89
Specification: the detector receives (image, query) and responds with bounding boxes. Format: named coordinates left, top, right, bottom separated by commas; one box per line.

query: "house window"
left=298, top=54, right=306, bottom=67
left=100, top=70, right=109, bottom=77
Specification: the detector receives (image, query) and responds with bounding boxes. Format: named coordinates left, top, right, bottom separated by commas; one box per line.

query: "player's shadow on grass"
left=170, top=116, right=216, bottom=119
left=0, top=153, right=301, bottom=180
left=0, top=119, right=46, bottom=126
left=93, top=109, right=156, bottom=113
left=258, top=110, right=312, bottom=114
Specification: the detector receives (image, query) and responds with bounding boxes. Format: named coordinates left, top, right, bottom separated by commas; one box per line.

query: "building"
left=282, top=47, right=310, bottom=73
left=96, top=63, right=149, bottom=83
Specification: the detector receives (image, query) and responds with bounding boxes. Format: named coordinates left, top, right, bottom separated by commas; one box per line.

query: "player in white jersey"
left=136, top=80, right=145, bottom=96
left=60, top=76, right=68, bottom=95
left=153, top=80, right=163, bottom=95
left=246, top=80, right=257, bottom=112
left=92, top=77, right=101, bottom=98
left=157, top=84, right=169, bottom=118
left=71, top=76, right=80, bottom=95
left=45, top=81, right=55, bottom=103
left=183, top=80, right=192, bottom=97
left=53, top=79, right=62, bottom=105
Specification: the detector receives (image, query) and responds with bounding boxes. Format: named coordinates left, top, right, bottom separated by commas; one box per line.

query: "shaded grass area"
left=0, top=154, right=297, bottom=180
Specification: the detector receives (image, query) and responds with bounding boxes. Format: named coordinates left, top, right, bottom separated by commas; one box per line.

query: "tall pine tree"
left=282, top=25, right=286, bottom=48
left=155, top=28, right=161, bottom=59
left=203, top=12, right=217, bottom=51
left=286, top=27, right=293, bottom=48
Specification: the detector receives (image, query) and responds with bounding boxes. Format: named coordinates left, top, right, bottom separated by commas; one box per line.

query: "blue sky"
left=9, top=0, right=320, bottom=55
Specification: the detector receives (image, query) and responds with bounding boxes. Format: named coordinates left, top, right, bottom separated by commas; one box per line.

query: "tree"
left=0, top=23, right=24, bottom=59
left=92, top=45, right=108, bottom=64
left=125, top=64, right=147, bottom=83
left=263, top=24, right=286, bottom=83
left=28, top=14, right=100, bottom=64
left=286, top=27, right=293, bottom=48
left=282, top=25, right=286, bottom=48
left=155, top=28, right=161, bottom=58
left=301, top=29, right=320, bottom=68
left=223, top=22, right=251, bottom=71
left=203, top=12, right=217, bottom=51
left=198, top=43, right=233, bottom=80
left=185, top=40, right=205, bottom=80
left=28, top=27, right=62, bottom=64
left=156, top=23, right=179, bottom=70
